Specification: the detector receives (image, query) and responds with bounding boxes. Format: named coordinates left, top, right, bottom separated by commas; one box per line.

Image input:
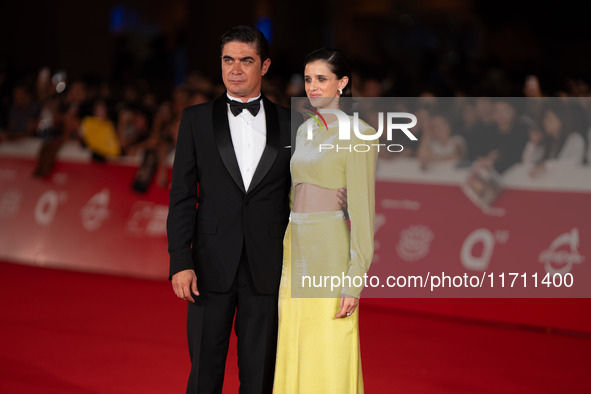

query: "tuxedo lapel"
left=247, top=96, right=280, bottom=194
left=213, top=95, right=246, bottom=194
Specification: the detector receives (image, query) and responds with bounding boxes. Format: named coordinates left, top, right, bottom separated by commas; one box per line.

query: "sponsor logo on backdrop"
left=35, top=190, right=68, bottom=226
left=460, top=228, right=509, bottom=271
left=0, top=189, right=22, bottom=219
left=396, top=225, right=434, bottom=261
left=126, top=201, right=168, bottom=237
left=80, top=189, right=110, bottom=231
left=539, top=228, right=585, bottom=274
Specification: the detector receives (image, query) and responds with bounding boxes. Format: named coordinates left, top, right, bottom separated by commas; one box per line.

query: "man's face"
left=221, top=41, right=270, bottom=100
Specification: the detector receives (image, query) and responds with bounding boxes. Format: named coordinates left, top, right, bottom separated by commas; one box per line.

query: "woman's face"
left=304, top=60, right=348, bottom=109
left=493, top=101, right=515, bottom=130
left=430, top=115, right=451, bottom=142
left=415, top=108, right=430, bottom=131
left=543, top=109, right=562, bottom=137
left=528, top=127, right=543, bottom=144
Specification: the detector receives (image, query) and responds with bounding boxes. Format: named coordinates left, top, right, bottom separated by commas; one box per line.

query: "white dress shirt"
left=226, top=93, right=267, bottom=191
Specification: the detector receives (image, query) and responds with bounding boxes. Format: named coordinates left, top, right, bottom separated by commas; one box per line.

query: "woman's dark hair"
left=541, top=100, right=571, bottom=160
left=305, top=48, right=353, bottom=112
left=219, top=25, right=269, bottom=63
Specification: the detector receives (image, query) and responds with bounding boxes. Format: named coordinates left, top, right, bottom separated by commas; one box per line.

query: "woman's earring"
left=338, top=89, right=343, bottom=95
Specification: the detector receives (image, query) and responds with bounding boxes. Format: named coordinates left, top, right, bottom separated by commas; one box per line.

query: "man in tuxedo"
left=167, top=26, right=292, bottom=393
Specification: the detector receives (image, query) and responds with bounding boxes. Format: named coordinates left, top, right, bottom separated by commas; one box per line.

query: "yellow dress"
left=273, top=116, right=378, bottom=393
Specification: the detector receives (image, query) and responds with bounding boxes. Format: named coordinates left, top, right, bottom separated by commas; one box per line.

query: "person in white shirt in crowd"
left=417, top=113, right=466, bottom=169
left=530, top=100, right=586, bottom=177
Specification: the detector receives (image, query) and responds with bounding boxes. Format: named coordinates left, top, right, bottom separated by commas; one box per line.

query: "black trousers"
left=186, top=249, right=279, bottom=394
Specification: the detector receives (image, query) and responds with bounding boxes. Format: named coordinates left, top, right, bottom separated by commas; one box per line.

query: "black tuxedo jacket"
left=167, top=94, right=292, bottom=294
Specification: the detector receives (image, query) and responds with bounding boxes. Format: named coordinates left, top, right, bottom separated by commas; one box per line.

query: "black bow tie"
left=227, top=96, right=262, bottom=117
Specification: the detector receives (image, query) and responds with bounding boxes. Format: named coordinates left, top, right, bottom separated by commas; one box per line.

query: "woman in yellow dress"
left=274, top=48, right=378, bottom=393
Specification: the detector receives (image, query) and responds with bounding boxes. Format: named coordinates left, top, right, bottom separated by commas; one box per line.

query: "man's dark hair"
left=219, top=25, right=269, bottom=63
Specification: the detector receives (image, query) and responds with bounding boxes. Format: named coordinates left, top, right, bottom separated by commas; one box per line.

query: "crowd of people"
left=0, top=67, right=216, bottom=189
left=1, top=60, right=590, bottom=190
left=376, top=93, right=591, bottom=176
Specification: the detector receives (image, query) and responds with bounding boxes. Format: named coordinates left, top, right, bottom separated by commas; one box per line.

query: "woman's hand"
left=530, top=162, right=546, bottom=178
left=335, top=295, right=359, bottom=319
left=337, top=187, right=347, bottom=211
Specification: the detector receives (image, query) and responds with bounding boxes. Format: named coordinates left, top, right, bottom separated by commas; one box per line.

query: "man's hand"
left=172, top=269, right=199, bottom=303
left=337, top=187, right=348, bottom=211
left=335, top=295, right=359, bottom=319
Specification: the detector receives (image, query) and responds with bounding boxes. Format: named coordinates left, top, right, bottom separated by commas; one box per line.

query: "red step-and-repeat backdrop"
left=0, top=140, right=170, bottom=279
left=1, top=140, right=590, bottom=332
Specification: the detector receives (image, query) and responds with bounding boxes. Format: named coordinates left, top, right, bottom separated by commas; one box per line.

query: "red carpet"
left=1, top=261, right=590, bottom=393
